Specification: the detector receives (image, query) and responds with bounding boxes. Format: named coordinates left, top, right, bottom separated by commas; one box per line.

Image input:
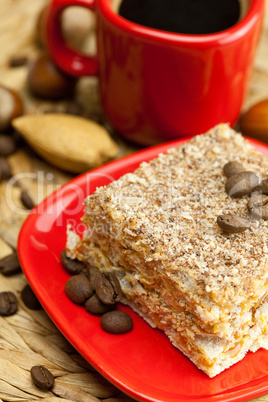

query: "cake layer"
left=79, top=242, right=268, bottom=377
left=73, top=236, right=264, bottom=339
left=66, top=234, right=268, bottom=377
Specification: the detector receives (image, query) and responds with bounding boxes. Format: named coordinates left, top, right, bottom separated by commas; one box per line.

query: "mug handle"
left=44, top=0, right=98, bottom=77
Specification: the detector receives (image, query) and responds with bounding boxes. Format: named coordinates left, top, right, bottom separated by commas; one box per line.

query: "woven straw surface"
left=0, top=1, right=268, bottom=401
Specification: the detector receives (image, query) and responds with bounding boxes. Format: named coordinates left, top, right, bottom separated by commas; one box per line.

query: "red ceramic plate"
left=18, top=136, right=268, bottom=402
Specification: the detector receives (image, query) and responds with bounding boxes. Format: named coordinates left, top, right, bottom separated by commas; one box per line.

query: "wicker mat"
left=0, top=1, right=268, bottom=401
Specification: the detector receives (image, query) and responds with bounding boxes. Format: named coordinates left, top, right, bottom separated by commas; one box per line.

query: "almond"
left=12, top=114, right=119, bottom=173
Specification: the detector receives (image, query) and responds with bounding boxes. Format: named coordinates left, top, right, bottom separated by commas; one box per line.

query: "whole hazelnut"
left=27, top=53, right=76, bottom=100
left=36, top=5, right=95, bottom=53
left=240, top=99, right=268, bottom=143
left=61, top=6, right=95, bottom=52
left=0, top=86, right=23, bottom=132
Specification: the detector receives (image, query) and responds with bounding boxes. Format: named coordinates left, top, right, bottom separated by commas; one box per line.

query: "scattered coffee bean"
left=225, top=171, right=259, bottom=198
left=0, top=135, right=17, bottom=156
left=65, top=274, right=93, bottom=304
left=60, top=247, right=130, bottom=333
left=105, top=272, right=123, bottom=302
left=247, top=194, right=268, bottom=220
left=255, top=178, right=268, bottom=195
left=30, top=365, right=54, bottom=389
left=9, top=56, right=28, bottom=68
left=28, top=53, right=76, bottom=100
left=0, top=157, right=12, bottom=180
left=61, top=249, right=85, bottom=275
left=21, top=284, right=42, bottom=310
left=223, top=161, right=245, bottom=178
left=95, top=273, right=118, bottom=305
left=0, top=251, right=21, bottom=276
left=0, top=291, right=18, bottom=316
left=217, top=214, right=251, bottom=233
left=20, top=189, right=35, bottom=209
left=88, top=266, right=101, bottom=290
left=81, top=267, right=90, bottom=279
left=101, top=310, right=133, bottom=334
left=85, top=293, right=116, bottom=315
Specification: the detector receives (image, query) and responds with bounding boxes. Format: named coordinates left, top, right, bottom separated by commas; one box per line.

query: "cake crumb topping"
left=83, top=124, right=268, bottom=309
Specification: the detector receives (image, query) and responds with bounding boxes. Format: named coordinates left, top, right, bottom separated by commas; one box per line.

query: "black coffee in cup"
left=118, top=0, right=241, bottom=35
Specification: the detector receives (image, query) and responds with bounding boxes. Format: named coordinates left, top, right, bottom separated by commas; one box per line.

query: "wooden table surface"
left=1, top=1, right=268, bottom=401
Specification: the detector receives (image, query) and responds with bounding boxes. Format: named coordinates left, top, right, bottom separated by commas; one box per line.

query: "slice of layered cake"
left=66, top=124, right=268, bottom=377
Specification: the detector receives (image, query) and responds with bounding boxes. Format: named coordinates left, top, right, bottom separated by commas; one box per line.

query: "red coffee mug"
left=45, top=0, right=265, bottom=145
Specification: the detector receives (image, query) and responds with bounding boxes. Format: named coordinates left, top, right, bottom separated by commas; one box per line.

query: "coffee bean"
left=9, top=56, right=28, bottom=68
left=81, top=267, right=90, bottom=279
left=247, top=194, right=268, bottom=220
left=20, top=190, right=35, bottom=209
left=223, top=161, right=245, bottom=178
left=95, top=273, right=117, bottom=305
left=88, top=266, right=101, bottom=290
left=101, top=310, right=133, bottom=334
left=0, top=157, right=12, bottom=180
left=0, top=251, right=21, bottom=276
left=217, top=214, right=251, bottom=233
left=255, top=179, right=268, bottom=195
left=21, top=284, right=42, bottom=310
left=0, top=291, right=18, bottom=316
left=85, top=293, right=116, bottom=315
left=225, top=171, right=259, bottom=198
left=0, top=135, right=17, bottom=156
left=105, top=272, right=123, bottom=302
left=30, top=365, right=54, bottom=389
left=65, top=274, right=93, bottom=304
left=61, top=249, right=85, bottom=274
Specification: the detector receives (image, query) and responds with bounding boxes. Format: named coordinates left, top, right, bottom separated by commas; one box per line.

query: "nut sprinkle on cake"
left=66, top=124, right=268, bottom=377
